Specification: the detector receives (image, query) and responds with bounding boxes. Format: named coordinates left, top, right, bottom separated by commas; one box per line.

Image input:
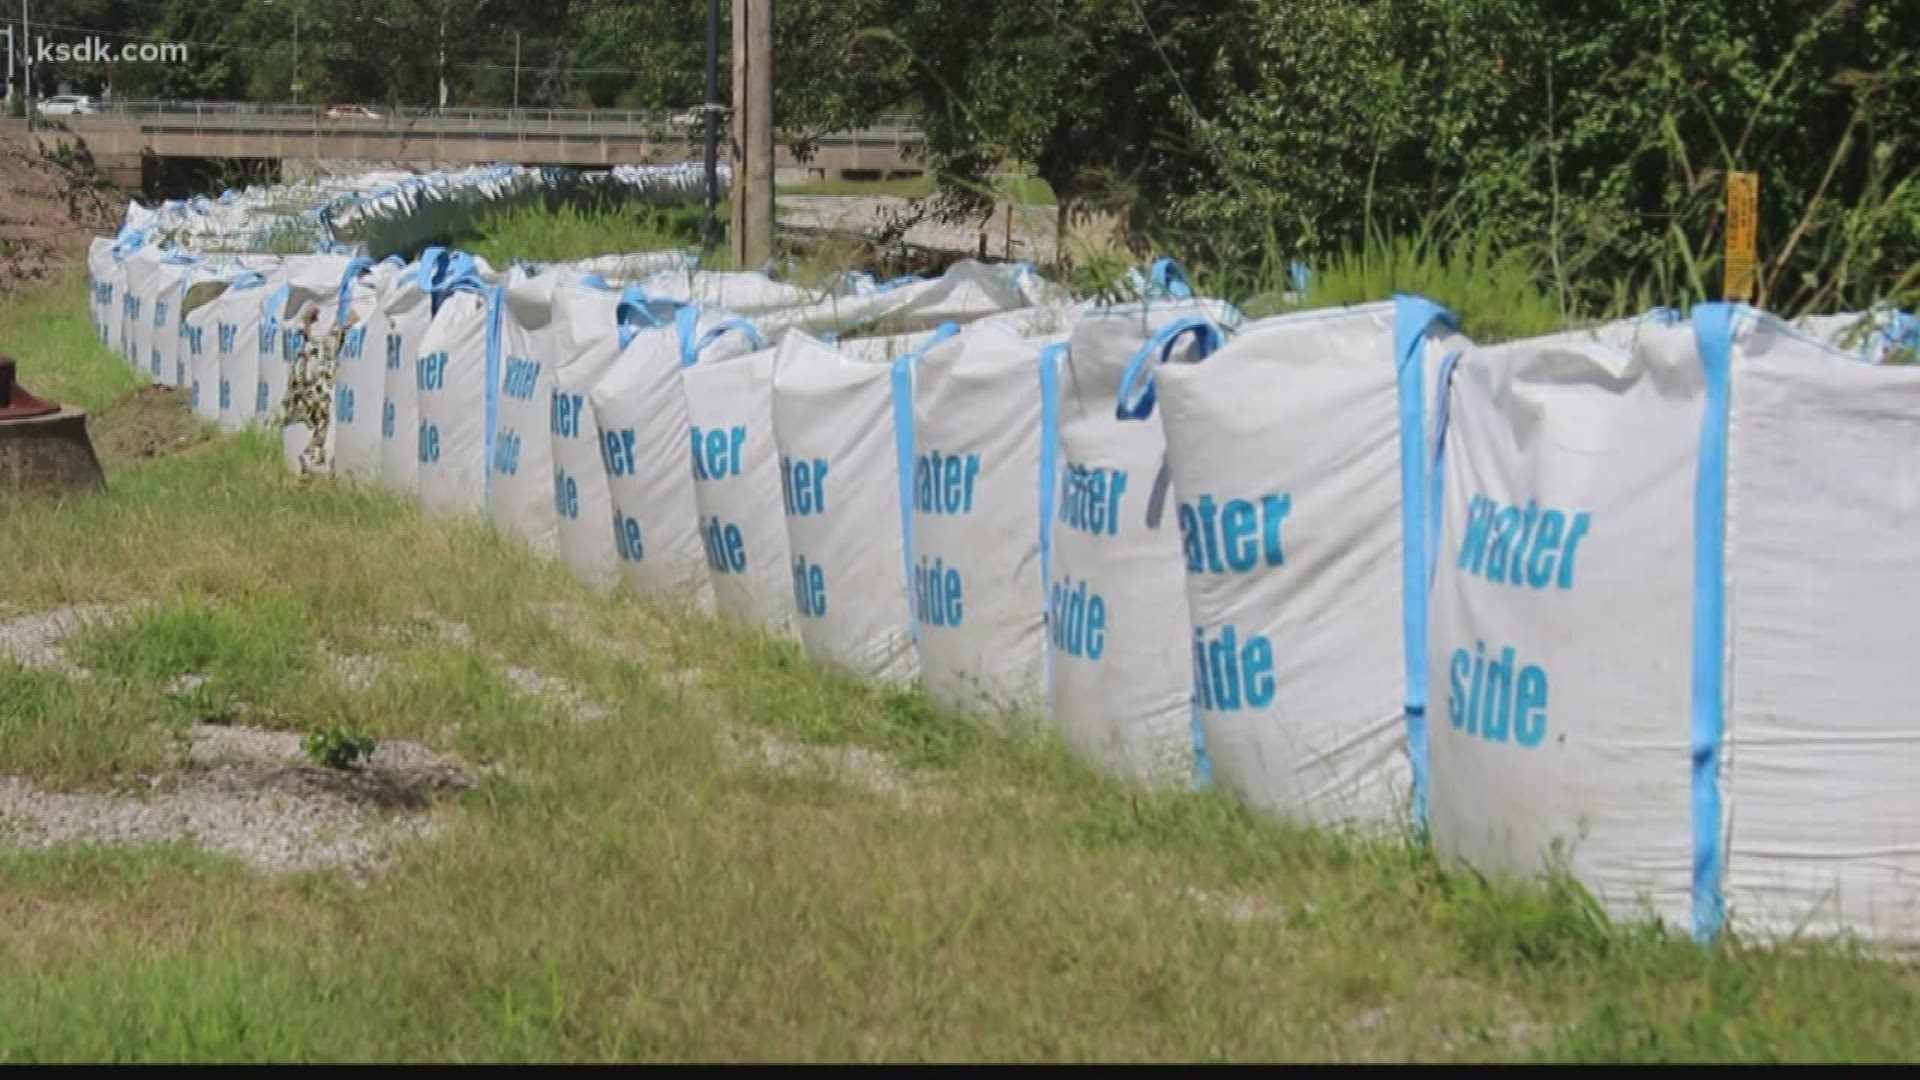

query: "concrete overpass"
left=31, top=101, right=925, bottom=191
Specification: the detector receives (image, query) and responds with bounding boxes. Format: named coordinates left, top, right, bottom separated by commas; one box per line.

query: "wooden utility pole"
left=729, top=0, right=745, bottom=259
left=730, top=0, right=774, bottom=268
left=702, top=0, right=719, bottom=253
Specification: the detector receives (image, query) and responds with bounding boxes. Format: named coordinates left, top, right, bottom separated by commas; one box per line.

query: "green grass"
left=779, top=175, right=937, bottom=200
left=0, top=661, right=179, bottom=787
left=463, top=203, right=709, bottom=268
left=1170, top=226, right=1569, bottom=344
left=71, top=595, right=317, bottom=709
left=1, top=282, right=1919, bottom=1061
left=1285, top=231, right=1567, bottom=343
left=0, top=281, right=139, bottom=413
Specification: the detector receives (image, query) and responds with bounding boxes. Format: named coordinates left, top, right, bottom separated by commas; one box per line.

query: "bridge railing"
left=76, top=100, right=923, bottom=142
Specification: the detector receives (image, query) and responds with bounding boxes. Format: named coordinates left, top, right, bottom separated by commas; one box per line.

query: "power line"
left=1122, top=0, right=1231, bottom=170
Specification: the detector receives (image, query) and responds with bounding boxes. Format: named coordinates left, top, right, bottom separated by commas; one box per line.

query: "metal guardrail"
left=71, top=100, right=924, bottom=143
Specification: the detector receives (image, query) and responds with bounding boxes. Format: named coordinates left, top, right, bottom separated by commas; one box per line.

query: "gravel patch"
left=0, top=601, right=140, bottom=677
left=372, top=610, right=613, bottom=722
left=0, top=776, right=447, bottom=876
left=0, top=724, right=477, bottom=875
left=715, top=721, right=930, bottom=805
left=321, top=642, right=392, bottom=692
left=0, top=601, right=598, bottom=873
left=185, top=724, right=474, bottom=783
left=530, top=599, right=659, bottom=664
left=379, top=609, right=476, bottom=649
left=1172, top=885, right=1293, bottom=925
left=502, top=664, right=610, bottom=723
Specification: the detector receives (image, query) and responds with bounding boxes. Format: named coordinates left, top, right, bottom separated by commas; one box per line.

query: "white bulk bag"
left=1712, top=305, right=1920, bottom=944
left=379, top=250, right=467, bottom=497
left=1427, top=314, right=1706, bottom=932
left=159, top=260, right=231, bottom=390
left=130, top=252, right=198, bottom=383
left=631, top=268, right=819, bottom=317
left=592, top=306, right=765, bottom=609
left=213, top=273, right=276, bottom=433
left=906, top=322, right=1065, bottom=716
left=181, top=267, right=263, bottom=423
left=768, top=327, right=960, bottom=682
left=254, top=255, right=357, bottom=427
left=329, top=257, right=407, bottom=482
left=762, top=260, right=1036, bottom=340
left=1434, top=303, right=1920, bottom=946
left=683, top=330, right=945, bottom=637
left=547, top=283, right=662, bottom=592
left=413, top=275, right=501, bottom=519
left=87, top=236, right=120, bottom=346
left=561, top=250, right=696, bottom=283
left=114, top=244, right=163, bottom=366
left=1791, top=308, right=1917, bottom=363
left=487, top=268, right=572, bottom=556
left=1145, top=298, right=1464, bottom=831
left=1049, top=300, right=1242, bottom=787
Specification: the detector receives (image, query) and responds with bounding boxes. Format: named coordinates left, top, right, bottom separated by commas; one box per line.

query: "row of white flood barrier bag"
left=116, top=163, right=725, bottom=259
left=84, top=233, right=1920, bottom=948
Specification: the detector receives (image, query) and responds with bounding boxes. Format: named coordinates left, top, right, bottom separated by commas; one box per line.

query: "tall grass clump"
left=464, top=202, right=707, bottom=266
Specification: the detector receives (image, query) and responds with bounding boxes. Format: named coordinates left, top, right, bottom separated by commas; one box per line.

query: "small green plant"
left=163, top=681, right=238, bottom=727
left=301, top=724, right=376, bottom=771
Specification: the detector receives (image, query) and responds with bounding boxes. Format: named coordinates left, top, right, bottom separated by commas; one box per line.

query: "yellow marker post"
left=1724, top=171, right=1759, bottom=303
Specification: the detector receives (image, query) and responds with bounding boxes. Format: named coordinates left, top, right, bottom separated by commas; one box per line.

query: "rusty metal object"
left=0, top=357, right=105, bottom=496
left=0, top=358, right=60, bottom=421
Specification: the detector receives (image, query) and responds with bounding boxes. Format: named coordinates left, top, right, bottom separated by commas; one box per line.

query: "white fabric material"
left=633, top=269, right=819, bottom=317
left=559, top=250, right=695, bottom=282
left=1791, top=308, right=1916, bottom=363
left=761, top=261, right=1038, bottom=339
left=681, top=331, right=935, bottom=637
left=127, top=253, right=195, bottom=383
left=1049, top=300, right=1243, bottom=787
left=376, top=267, right=449, bottom=498
left=156, top=261, right=244, bottom=389
left=1152, top=303, right=1444, bottom=829
left=180, top=268, right=248, bottom=423
left=413, top=285, right=499, bottom=519
left=330, top=261, right=403, bottom=481
left=213, top=277, right=275, bottom=434
left=1722, top=309, right=1920, bottom=943
left=907, top=323, right=1061, bottom=716
left=255, top=255, right=357, bottom=429
left=163, top=263, right=226, bottom=394
left=488, top=270, right=569, bottom=556
left=112, top=245, right=159, bottom=365
left=1428, top=318, right=1702, bottom=929
left=591, top=310, right=762, bottom=609
left=769, top=331, right=920, bottom=682
left=680, top=344, right=795, bottom=635
left=547, top=284, right=638, bottom=592
left=86, top=237, right=117, bottom=345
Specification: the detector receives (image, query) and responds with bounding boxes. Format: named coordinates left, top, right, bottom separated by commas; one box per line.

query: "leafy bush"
left=1162, top=0, right=1920, bottom=319
left=302, top=724, right=376, bottom=771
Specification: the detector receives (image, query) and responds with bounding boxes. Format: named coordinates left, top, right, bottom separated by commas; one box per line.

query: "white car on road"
left=36, top=94, right=98, bottom=117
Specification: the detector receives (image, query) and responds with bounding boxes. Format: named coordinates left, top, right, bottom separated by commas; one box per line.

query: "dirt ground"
left=87, top=386, right=204, bottom=465
left=0, top=125, right=123, bottom=295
